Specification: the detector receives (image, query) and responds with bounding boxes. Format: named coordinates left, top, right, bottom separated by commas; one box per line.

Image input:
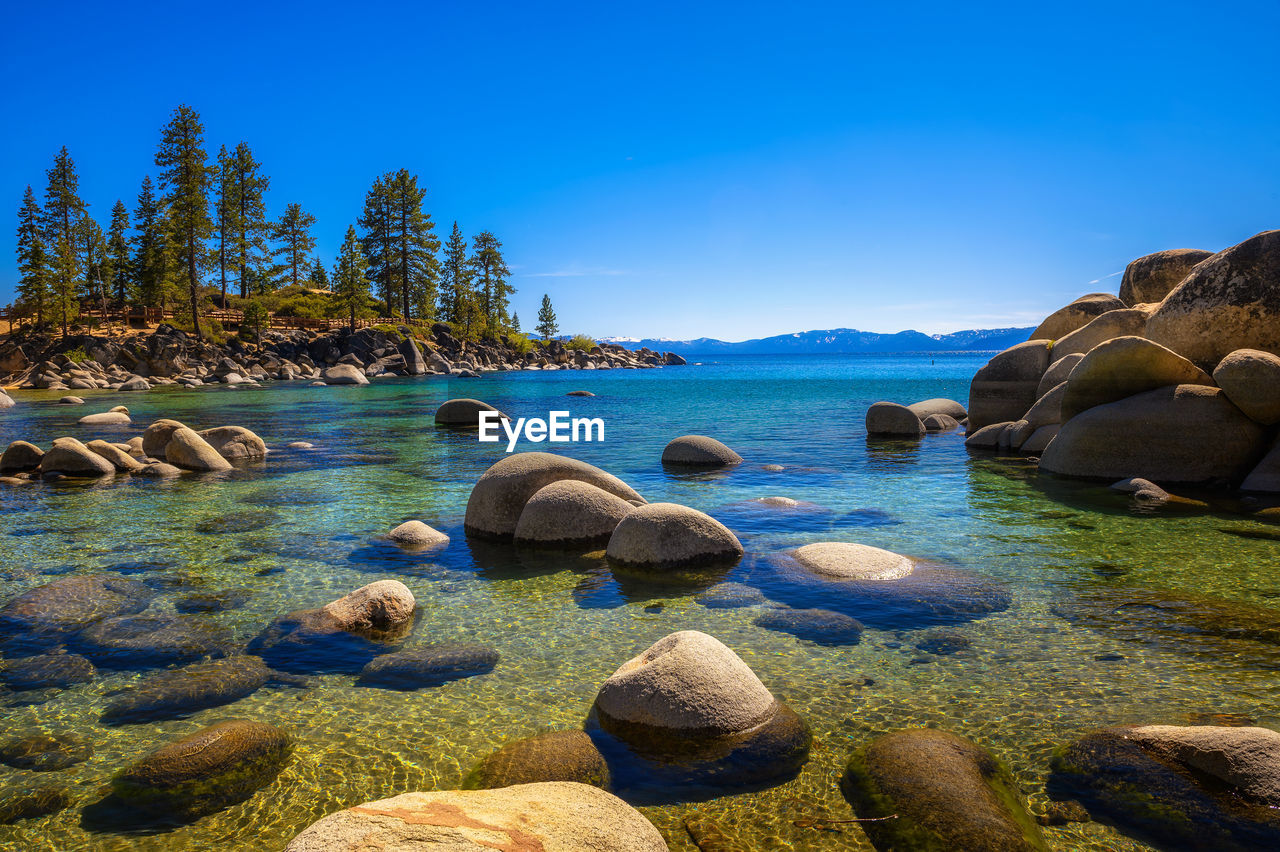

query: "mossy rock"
left=0, top=786, right=70, bottom=824
left=0, top=733, right=93, bottom=771
left=107, top=719, right=292, bottom=822
left=1046, top=727, right=1280, bottom=850
left=464, top=730, right=609, bottom=790
left=840, top=728, right=1046, bottom=851
left=100, top=657, right=276, bottom=725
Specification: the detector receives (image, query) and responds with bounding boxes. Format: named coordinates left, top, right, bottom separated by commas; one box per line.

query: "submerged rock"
left=465, top=730, right=609, bottom=790
left=1047, top=725, right=1280, bottom=850
left=754, top=607, right=864, bottom=645
left=465, top=452, right=643, bottom=541
left=0, top=786, right=70, bottom=824
left=356, top=642, right=498, bottom=689
left=283, top=783, right=666, bottom=852
left=694, top=582, right=768, bottom=609
left=841, top=728, right=1046, bottom=851
left=0, top=575, right=154, bottom=646
left=104, top=719, right=292, bottom=823
left=0, top=733, right=93, bottom=771
left=76, top=614, right=235, bottom=669
left=661, top=435, right=744, bottom=467
left=605, top=502, right=742, bottom=570
left=0, top=651, right=96, bottom=691
left=100, top=657, right=278, bottom=724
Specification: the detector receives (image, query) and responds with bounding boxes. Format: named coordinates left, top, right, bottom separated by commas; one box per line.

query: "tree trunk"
left=188, top=232, right=202, bottom=341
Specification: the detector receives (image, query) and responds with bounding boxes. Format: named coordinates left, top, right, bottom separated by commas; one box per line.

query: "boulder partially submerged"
left=605, top=502, right=743, bottom=570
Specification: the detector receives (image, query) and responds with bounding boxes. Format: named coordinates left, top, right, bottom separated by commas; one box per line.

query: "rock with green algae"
left=0, top=786, right=70, bottom=824
left=1047, top=725, right=1280, bottom=851
left=840, top=728, right=1047, bottom=851
left=464, top=730, right=610, bottom=790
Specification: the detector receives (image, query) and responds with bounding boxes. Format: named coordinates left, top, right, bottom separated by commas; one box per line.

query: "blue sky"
left=2, top=1, right=1277, bottom=339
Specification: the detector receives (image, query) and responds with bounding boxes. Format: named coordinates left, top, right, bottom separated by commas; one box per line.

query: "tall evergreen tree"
left=214, top=145, right=236, bottom=305
left=42, top=147, right=85, bottom=254
left=16, top=186, right=51, bottom=326
left=358, top=174, right=396, bottom=314
left=439, top=221, right=479, bottom=335
left=154, top=105, right=213, bottom=339
left=51, top=232, right=81, bottom=336
left=511, top=312, right=521, bottom=334
left=270, top=202, right=316, bottom=289
left=132, top=176, right=170, bottom=308
left=470, top=231, right=512, bottom=335
left=333, top=224, right=370, bottom=331
left=386, top=169, right=439, bottom=319
left=310, top=255, right=330, bottom=288
left=536, top=293, right=558, bottom=341
left=107, top=200, right=130, bottom=304
left=78, top=214, right=110, bottom=322
left=229, top=142, right=270, bottom=298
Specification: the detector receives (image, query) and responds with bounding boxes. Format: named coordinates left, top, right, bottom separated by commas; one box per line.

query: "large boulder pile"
left=963, top=229, right=1280, bottom=492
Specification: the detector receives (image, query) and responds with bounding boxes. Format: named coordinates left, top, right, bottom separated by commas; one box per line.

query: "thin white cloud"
left=525, top=267, right=629, bottom=278
left=1087, top=270, right=1124, bottom=285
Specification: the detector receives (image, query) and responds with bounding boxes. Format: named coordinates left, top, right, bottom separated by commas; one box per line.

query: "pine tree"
left=214, top=145, right=236, bottom=306
left=78, top=214, right=110, bottom=323
left=511, top=312, right=521, bottom=333
left=270, top=203, right=317, bottom=289
left=155, top=105, right=213, bottom=339
left=536, top=293, right=558, bottom=341
left=132, top=176, right=169, bottom=308
left=107, top=200, right=130, bottom=304
left=229, top=142, right=270, bottom=298
left=470, top=231, right=512, bottom=336
left=439, top=221, right=480, bottom=335
left=358, top=175, right=395, bottom=314
left=16, top=186, right=51, bottom=326
left=43, top=146, right=85, bottom=253
left=310, top=255, right=330, bottom=289
left=51, top=231, right=81, bottom=336
left=333, top=224, right=370, bottom=331
left=386, top=169, right=439, bottom=320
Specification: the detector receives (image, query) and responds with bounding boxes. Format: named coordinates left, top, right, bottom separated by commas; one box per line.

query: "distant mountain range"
left=598, top=327, right=1034, bottom=355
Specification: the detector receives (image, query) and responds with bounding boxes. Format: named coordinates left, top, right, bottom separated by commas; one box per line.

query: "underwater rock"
left=0, top=786, right=70, bottom=824
left=194, top=510, right=280, bottom=534
left=464, top=730, right=609, bottom=789
left=841, top=728, right=1047, bottom=851
left=914, top=630, right=972, bottom=655
left=100, top=657, right=279, bottom=724
left=76, top=614, right=235, bottom=669
left=175, top=588, right=252, bottom=613
left=754, top=607, right=864, bottom=646
left=605, top=503, right=742, bottom=570
left=791, top=541, right=914, bottom=580
left=283, top=782, right=666, bottom=852
left=694, top=583, right=767, bottom=609
left=1047, top=725, right=1280, bottom=850
left=101, top=719, right=292, bottom=824
left=514, top=479, right=634, bottom=548
left=464, top=452, right=643, bottom=541
left=356, top=642, right=498, bottom=689
left=661, top=435, right=743, bottom=467
left=0, top=651, right=96, bottom=690
left=0, top=574, right=154, bottom=647
left=0, top=733, right=93, bottom=771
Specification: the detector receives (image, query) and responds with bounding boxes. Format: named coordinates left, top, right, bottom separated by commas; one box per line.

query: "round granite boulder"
left=86, top=439, right=143, bottom=472
left=78, top=405, right=131, bottom=426
left=1059, top=336, right=1213, bottom=422
left=107, top=719, right=292, bottom=822
left=356, top=642, right=498, bottom=689
left=908, top=398, right=968, bottom=421
left=0, top=441, right=43, bottom=474
left=386, top=520, right=449, bottom=550
left=1041, top=384, right=1267, bottom=485
left=1213, top=349, right=1280, bottom=425
left=514, top=480, right=634, bottom=548
left=198, top=426, right=267, bottom=459
left=967, top=340, right=1052, bottom=430
left=464, top=731, right=610, bottom=790
left=661, top=435, right=744, bottom=467
left=865, top=402, right=925, bottom=437
left=922, top=413, right=961, bottom=432
left=165, top=427, right=233, bottom=472
left=1146, top=230, right=1280, bottom=368
left=1047, top=725, right=1280, bottom=849
left=283, top=783, right=667, bottom=852
left=41, top=436, right=115, bottom=477
left=142, top=419, right=187, bottom=457
left=1050, top=308, right=1152, bottom=363
left=1031, top=293, right=1127, bottom=341
left=1120, top=248, right=1214, bottom=305
left=792, top=542, right=915, bottom=580
left=321, top=364, right=369, bottom=385
left=605, top=503, right=743, bottom=570
left=465, top=452, right=643, bottom=541
left=434, top=397, right=506, bottom=427
left=842, top=728, right=1046, bottom=851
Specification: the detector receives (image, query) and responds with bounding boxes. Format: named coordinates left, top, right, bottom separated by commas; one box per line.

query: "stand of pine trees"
left=9, top=105, right=524, bottom=345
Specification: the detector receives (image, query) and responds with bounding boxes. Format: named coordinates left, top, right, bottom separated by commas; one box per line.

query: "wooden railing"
left=0, top=307, right=436, bottom=335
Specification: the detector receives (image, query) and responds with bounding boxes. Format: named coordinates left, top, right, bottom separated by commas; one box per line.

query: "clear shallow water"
left=1, top=353, right=1278, bottom=850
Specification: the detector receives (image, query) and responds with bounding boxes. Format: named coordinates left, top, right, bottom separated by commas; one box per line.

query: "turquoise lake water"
left=2, top=353, right=1279, bottom=850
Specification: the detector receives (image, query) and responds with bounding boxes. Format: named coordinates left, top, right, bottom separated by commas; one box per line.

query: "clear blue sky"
left=2, top=1, right=1277, bottom=339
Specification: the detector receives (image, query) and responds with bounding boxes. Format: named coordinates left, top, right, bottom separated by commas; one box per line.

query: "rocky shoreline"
left=0, top=323, right=686, bottom=395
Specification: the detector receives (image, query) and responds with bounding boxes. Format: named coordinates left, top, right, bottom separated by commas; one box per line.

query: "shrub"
left=63, top=346, right=88, bottom=363
left=506, top=332, right=535, bottom=356
left=371, top=324, right=403, bottom=340
left=565, top=334, right=596, bottom=351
